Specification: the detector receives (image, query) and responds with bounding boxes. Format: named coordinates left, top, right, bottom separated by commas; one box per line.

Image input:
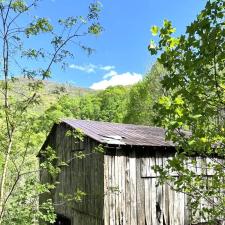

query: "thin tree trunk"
left=0, top=8, right=12, bottom=223
left=0, top=140, right=13, bottom=224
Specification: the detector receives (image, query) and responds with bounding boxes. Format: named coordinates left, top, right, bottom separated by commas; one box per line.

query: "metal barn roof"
left=61, top=119, right=173, bottom=147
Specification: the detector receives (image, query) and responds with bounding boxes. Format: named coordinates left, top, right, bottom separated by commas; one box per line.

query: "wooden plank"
left=163, top=183, right=170, bottom=225
left=156, top=151, right=163, bottom=225
left=144, top=178, right=151, bottom=225
left=168, top=181, right=175, bottom=225
left=104, top=155, right=109, bottom=225
left=121, top=155, right=126, bottom=225
left=184, top=193, right=190, bottom=225
left=125, top=154, right=131, bottom=225
left=108, top=155, right=114, bottom=225
left=177, top=190, right=185, bottom=225
left=174, top=185, right=179, bottom=225
left=140, top=157, right=149, bottom=177
left=115, top=151, right=119, bottom=225
left=85, top=139, right=89, bottom=213
left=130, top=151, right=137, bottom=225
left=149, top=154, right=156, bottom=177
left=111, top=155, right=116, bottom=225
left=136, top=157, right=145, bottom=225
left=162, top=155, right=169, bottom=225
left=93, top=142, right=97, bottom=216
left=156, top=181, right=163, bottom=225
left=151, top=177, right=157, bottom=225
left=196, top=157, right=202, bottom=175
left=141, top=153, right=157, bottom=178
left=99, top=150, right=104, bottom=221
left=117, top=152, right=125, bottom=225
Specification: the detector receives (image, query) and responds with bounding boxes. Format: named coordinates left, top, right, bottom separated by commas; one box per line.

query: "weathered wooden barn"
left=40, top=119, right=214, bottom=225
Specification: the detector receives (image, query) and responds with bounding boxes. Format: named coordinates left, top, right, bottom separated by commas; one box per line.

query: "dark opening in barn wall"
left=53, top=214, right=71, bottom=225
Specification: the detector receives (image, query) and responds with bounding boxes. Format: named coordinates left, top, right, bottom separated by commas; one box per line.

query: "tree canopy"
left=0, top=0, right=102, bottom=224
left=124, top=62, right=165, bottom=125
left=149, top=0, right=225, bottom=223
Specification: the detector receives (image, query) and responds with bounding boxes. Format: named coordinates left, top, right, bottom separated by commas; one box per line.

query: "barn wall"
left=40, top=124, right=221, bottom=225
left=39, top=126, right=57, bottom=208
left=40, top=123, right=104, bottom=225
left=104, top=149, right=189, bottom=225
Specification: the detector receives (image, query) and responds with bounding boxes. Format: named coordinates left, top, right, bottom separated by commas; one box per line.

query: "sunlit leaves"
left=58, top=17, right=77, bottom=28
left=25, top=18, right=53, bottom=37
left=4, top=180, right=56, bottom=224
left=92, top=144, right=105, bottom=154
left=74, top=151, right=86, bottom=159
left=11, top=0, right=28, bottom=12
left=174, top=95, right=184, bottom=105
left=163, top=19, right=176, bottom=34
left=66, top=128, right=84, bottom=143
left=42, top=69, right=51, bottom=79
left=88, top=1, right=102, bottom=20
left=151, top=25, right=159, bottom=36
left=124, top=62, right=165, bottom=125
left=40, top=146, right=60, bottom=176
left=158, top=96, right=171, bottom=109
left=22, top=48, right=45, bottom=59
left=149, top=0, right=225, bottom=222
left=59, top=188, right=86, bottom=203
left=88, top=22, right=103, bottom=35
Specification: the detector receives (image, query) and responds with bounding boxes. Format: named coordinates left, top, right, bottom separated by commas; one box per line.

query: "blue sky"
left=30, top=0, right=206, bottom=89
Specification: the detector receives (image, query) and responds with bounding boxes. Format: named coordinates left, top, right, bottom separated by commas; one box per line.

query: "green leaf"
left=151, top=25, right=159, bottom=36
left=174, top=96, right=184, bottom=105
left=25, top=18, right=53, bottom=37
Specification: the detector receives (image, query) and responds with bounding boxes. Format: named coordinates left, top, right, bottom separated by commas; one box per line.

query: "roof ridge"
left=60, top=118, right=174, bottom=147
left=61, top=118, right=163, bottom=130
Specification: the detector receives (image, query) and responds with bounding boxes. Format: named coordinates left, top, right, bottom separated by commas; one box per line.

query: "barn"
left=40, top=119, right=211, bottom=225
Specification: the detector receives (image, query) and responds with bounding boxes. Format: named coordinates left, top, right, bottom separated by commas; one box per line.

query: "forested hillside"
left=2, top=62, right=164, bottom=156
left=38, top=62, right=165, bottom=136
left=8, top=77, right=92, bottom=107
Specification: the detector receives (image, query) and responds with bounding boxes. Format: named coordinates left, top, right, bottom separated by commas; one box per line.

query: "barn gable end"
left=40, top=122, right=104, bottom=225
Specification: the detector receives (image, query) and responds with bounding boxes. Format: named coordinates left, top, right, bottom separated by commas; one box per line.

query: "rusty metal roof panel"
left=61, top=119, right=174, bottom=147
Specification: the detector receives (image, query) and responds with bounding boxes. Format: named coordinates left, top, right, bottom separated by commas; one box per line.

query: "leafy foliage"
left=124, top=62, right=165, bottom=125
left=39, top=85, right=130, bottom=135
left=0, top=0, right=102, bottom=224
left=149, top=0, right=225, bottom=223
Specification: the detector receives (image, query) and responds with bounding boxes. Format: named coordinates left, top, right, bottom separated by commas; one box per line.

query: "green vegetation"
left=39, top=62, right=165, bottom=136
left=0, top=0, right=102, bottom=224
left=149, top=0, right=225, bottom=223
left=0, top=0, right=223, bottom=224
left=124, top=62, right=166, bottom=125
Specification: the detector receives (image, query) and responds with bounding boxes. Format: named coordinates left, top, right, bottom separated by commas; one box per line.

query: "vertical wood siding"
left=40, top=123, right=104, bottom=225
left=40, top=125, right=223, bottom=225
left=103, top=149, right=218, bottom=225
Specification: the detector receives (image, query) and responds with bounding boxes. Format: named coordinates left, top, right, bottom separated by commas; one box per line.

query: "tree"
left=97, top=85, right=129, bottom=122
left=40, top=85, right=129, bottom=132
left=124, top=62, right=165, bottom=125
left=0, top=0, right=102, bottom=224
left=149, top=0, right=224, bottom=223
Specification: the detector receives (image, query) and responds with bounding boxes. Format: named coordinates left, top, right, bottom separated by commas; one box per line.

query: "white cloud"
left=69, top=64, right=96, bottom=73
left=103, top=70, right=117, bottom=79
left=100, top=65, right=115, bottom=71
left=69, top=63, right=115, bottom=73
left=90, top=71, right=143, bottom=90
